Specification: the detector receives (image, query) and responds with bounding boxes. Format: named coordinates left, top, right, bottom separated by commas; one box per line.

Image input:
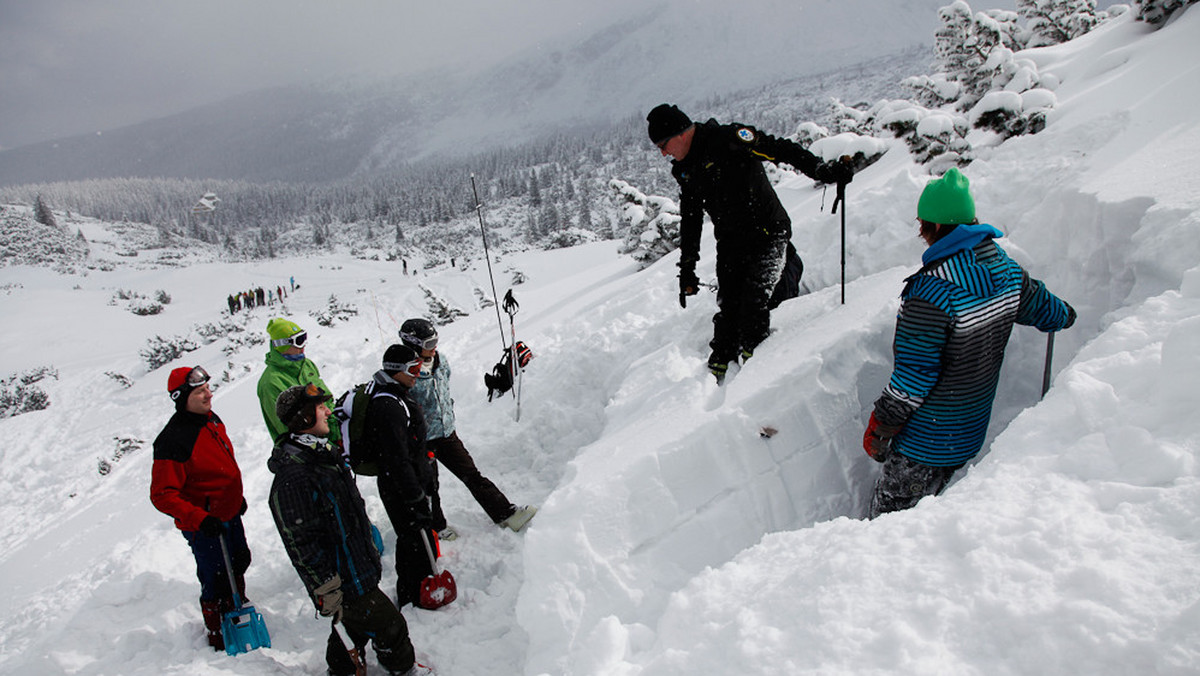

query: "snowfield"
left=1, top=9, right=1199, bottom=676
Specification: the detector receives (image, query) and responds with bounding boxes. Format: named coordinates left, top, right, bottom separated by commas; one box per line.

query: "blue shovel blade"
left=221, top=604, right=271, bottom=656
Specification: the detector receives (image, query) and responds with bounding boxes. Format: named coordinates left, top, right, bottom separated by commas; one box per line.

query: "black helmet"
left=399, top=318, right=438, bottom=351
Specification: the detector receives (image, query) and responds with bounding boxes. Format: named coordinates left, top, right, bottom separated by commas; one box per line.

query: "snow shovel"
left=218, top=532, right=271, bottom=656
left=417, top=529, right=457, bottom=610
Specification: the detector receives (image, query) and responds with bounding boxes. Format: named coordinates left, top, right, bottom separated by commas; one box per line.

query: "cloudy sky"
left=0, top=0, right=1125, bottom=152
left=0, top=0, right=647, bottom=150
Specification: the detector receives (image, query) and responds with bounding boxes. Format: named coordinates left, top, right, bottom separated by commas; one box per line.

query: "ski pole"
left=503, top=290, right=522, bottom=421
left=471, top=174, right=508, bottom=350
left=833, top=180, right=846, bottom=305
left=1041, top=332, right=1055, bottom=399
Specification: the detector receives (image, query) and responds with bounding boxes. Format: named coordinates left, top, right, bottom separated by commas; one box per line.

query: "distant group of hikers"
left=226, top=276, right=297, bottom=315
left=148, top=105, right=1075, bottom=673
left=150, top=315, right=535, bottom=675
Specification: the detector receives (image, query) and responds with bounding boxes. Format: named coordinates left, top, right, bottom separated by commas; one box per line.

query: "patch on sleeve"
left=737, top=128, right=756, bottom=143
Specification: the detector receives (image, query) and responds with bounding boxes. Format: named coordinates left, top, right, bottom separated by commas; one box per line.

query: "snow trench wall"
left=517, top=178, right=1193, bottom=674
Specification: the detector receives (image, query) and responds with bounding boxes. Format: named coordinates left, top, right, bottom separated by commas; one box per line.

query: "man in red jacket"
left=150, top=365, right=251, bottom=651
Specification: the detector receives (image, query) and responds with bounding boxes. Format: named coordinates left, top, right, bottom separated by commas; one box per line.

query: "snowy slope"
left=1, top=8, right=1199, bottom=676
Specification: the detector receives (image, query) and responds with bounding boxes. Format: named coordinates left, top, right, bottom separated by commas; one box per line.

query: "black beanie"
left=382, top=343, right=419, bottom=373
left=647, top=104, right=692, bottom=145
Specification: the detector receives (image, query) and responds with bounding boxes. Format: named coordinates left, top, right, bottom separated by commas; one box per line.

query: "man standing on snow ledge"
left=863, top=168, right=1076, bottom=518
left=647, top=103, right=854, bottom=383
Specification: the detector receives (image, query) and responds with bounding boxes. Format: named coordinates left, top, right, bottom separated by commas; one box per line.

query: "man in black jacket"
left=365, top=343, right=445, bottom=608
left=647, top=103, right=853, bottom=382
left=268, top=383, right=431, bottom=676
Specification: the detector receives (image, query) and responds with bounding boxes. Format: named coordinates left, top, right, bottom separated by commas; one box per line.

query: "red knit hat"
left=167, top=367, right=192, bottom=394
left=167, top=366, right=210, bottom=403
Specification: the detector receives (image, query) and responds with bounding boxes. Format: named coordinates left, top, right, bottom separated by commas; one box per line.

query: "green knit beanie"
left=918, top=167, right=976, bottom=225
left=267, top=318, right=304, bottom=353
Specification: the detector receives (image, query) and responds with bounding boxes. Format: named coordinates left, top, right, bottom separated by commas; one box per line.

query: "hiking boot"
left=740, top=348, right=753, bottom=363
left=500, top=505, right=537, bottom=532
left=707, top=358, right=728, bottom=384
left=438, top=526, right=459, bottom=542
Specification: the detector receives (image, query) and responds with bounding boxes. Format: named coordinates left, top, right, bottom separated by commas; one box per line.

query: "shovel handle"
left=419, top=528, right=440, bottom=574
left=217, top=530, right=243, bottom=610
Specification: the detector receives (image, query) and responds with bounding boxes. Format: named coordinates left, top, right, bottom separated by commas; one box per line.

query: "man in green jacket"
left=257, top=318, right=336, bottom=442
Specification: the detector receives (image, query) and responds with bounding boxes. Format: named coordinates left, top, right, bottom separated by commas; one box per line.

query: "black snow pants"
left=429, top=431, right=516, bottom=526
left=710, top=234, right=789, bottom=364
left=325, top=586, right=416, bottom=675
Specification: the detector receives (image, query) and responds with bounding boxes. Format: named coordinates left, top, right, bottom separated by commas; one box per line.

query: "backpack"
left=332, top=381, right=404, bottom=476
left=483, top=341, right=532, bottom=402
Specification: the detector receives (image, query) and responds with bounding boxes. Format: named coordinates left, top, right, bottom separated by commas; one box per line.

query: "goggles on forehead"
left=399, top=330, right=438, bottom=351
left=170, top=366, right=211, bottom=400
left=271, top=331, right=308, bottom=349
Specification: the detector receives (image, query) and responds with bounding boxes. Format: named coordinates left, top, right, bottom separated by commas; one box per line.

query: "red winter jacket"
left=150, top=410, right=244, bottom=532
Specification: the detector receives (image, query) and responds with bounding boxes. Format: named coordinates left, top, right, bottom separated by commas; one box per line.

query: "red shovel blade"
left=418, top=570, right=457, bottom=609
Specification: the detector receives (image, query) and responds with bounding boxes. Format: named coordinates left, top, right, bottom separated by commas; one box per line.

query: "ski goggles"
left=271, top=330, right=308, bottom=349
left=170, top=366, right=211, bottom=400
left=383, top=356, right=424, bottom=377
left=399, top=330, right=438, bottom=351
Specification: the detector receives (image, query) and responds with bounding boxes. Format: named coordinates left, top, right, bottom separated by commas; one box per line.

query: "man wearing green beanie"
left=862, top=167, right=1077, bottom=517
left=257, top=318, right=337, bottom=442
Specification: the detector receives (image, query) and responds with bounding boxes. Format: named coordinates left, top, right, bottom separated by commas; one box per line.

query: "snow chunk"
left=809, top=133, right=889, bottom=161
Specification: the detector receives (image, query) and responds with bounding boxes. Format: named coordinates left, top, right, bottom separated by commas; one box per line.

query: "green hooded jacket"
left=257, top=350, right=338, bottom=442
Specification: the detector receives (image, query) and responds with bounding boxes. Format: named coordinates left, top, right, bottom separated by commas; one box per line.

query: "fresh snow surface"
left=2, top=10, right=1200, bottom=676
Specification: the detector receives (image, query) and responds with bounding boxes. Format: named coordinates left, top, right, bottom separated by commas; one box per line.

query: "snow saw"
left=218, top=533, right=271, bottom=656
left=417, top=529, right=457, bottom=610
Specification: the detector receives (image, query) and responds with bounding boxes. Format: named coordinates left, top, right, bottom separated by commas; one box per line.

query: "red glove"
left=863, top=413, right=902, bottom=463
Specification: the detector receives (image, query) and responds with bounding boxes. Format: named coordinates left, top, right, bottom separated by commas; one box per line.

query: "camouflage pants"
left=868, top=453, right=961, bottom=519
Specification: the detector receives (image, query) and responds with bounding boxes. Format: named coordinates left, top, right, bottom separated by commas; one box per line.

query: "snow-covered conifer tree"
left=1018, top=0, right=1101, bottom=47
left=1133, top=0, right=1196, bottom=25
left=34, top=195, right=58, bottom=228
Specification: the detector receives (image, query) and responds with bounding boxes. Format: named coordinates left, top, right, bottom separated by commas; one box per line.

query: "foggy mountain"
left=0, top=0, right=947, bottom=187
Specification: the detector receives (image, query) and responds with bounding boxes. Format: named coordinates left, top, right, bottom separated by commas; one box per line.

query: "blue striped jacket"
left=874, top=224, right=1073, bottom=467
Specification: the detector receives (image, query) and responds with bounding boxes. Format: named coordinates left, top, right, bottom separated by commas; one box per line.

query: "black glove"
left=679, top=266, right=699, bottom=308
left=199, top=515, right=223, bottom=538
left=405, top=494, right=433, bottom=530
left=815, top=156, right=854, bottom=186
left=239, top=498, right=248, bottom=516
left=1062, top=303, right=1077, bottom=329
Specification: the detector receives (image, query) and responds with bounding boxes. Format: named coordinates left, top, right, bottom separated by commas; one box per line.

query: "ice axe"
left=416, top=529, right=457, bottom=610
left=217, top=532, right=271, bottom=656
